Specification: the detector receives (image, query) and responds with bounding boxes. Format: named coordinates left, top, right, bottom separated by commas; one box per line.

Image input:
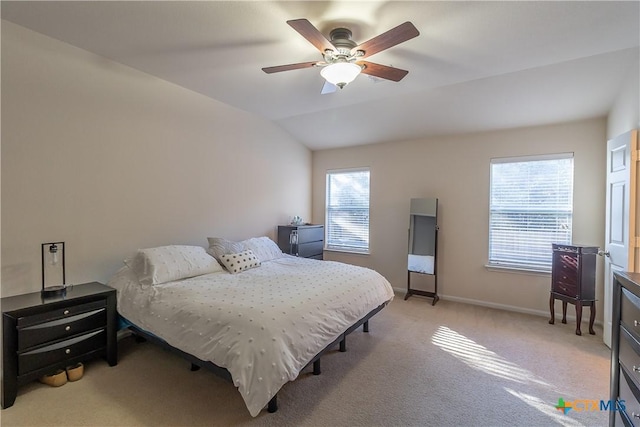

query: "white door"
left=604, top=130, right=638, bottom=347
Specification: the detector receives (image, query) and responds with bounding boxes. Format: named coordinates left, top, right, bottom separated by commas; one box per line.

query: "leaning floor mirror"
left=405, top=197, right=439, bottom=305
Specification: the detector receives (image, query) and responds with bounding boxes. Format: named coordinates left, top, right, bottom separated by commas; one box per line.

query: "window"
left=325, top=168, right=370, bottom=253
left=488, top=153, right=574, bottom=272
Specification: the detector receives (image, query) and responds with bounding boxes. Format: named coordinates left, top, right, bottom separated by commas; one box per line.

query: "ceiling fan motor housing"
left=325, top=28, right=359, bottom=62
left=329, top=28, right=356, bottom=47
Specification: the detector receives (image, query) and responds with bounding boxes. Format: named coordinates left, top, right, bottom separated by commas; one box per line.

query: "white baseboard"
left=393, top=287, right=602, bottom=326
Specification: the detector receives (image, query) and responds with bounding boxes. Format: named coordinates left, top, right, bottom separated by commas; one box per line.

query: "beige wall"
left=1, top=22, right=311, bottom=297
left=313, top=118, right=606, bottom=318
left=3, top=19, right=635, bottom=320
left=607, top=56, right=639, bottom=140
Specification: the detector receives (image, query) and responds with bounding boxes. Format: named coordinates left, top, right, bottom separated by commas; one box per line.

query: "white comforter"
left=107, top=255, right=394, bottom=417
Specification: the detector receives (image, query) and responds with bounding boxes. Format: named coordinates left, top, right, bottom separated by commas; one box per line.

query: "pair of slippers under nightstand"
left=38, top=363, right=84, bottom=387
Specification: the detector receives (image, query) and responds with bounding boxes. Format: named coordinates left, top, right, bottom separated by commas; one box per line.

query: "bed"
left=106, top=238, right=394, bottom=417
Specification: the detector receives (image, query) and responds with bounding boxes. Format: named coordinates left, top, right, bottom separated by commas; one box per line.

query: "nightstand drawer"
left=18, top=308, right=106, bottom=351
left=298, top=241, right=323, bottom=258
left=620, top=366, right=640, bottom=422
left=620, top=327, right=640, bottom=388
left=16, top=299, right=106, bottom=328
left=622, top=288, right=640, bottom=340
left=18, top=329, right=105, bottom=375
left=615, top=409, right=632, bottom=427
left=297, top=227, right=323, bottom=243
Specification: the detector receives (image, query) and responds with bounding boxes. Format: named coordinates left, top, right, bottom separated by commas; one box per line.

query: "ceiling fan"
left=262, top=19, right=420, bottom=94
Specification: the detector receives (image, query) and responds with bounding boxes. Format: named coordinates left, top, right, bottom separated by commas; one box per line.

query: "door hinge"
left=634, top=236, right=640, bottom=248
left=633, top=150, right=640, bottom=162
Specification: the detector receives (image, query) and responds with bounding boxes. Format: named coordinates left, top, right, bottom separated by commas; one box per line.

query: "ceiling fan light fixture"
left=320, top=62, right=362, bottom=89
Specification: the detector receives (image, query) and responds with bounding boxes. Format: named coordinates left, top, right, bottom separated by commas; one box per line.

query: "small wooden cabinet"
left=610, top=271, right=640, bottom=426
left=277, top=224, right=324, bottom=260
left=1, top=282, right=117, bottom=409
left=549, top=244, right=597, bottom=335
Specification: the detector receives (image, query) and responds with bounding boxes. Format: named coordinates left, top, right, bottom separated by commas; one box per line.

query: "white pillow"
left=240, top=237, right=284, bottom=263
left=125, top=245, right=223, bottom=286
left=207, top=237, right=244, bottom=263
left=219, top=249, right=261, bottom=274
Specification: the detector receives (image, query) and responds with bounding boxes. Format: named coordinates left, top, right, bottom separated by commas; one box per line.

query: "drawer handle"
left=633, top=366, right=640, bottom=373
left=65, top=326, right=71, bottom=331
left=63, top=310, right=70, bottom=315
left=65, top=349, right=71, bottom=355
left=633, top=412, right=640, bottom=419
left=635, top=320, right=640, bottom=327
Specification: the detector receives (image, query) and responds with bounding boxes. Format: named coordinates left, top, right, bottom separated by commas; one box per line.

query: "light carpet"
left=0, top=296, right=610, bottom=426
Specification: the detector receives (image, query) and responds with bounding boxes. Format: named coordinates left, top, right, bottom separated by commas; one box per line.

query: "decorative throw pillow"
left=207, top=237, right=244, bottom=263
left=125, top=245, right=223, bottom=286
left=219, top=249, right=261, bottom=274
left=240, top=236, right=284, bottom=263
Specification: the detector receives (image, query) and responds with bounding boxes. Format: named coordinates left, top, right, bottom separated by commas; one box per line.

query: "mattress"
left=107, top=255, right=394, bottom=416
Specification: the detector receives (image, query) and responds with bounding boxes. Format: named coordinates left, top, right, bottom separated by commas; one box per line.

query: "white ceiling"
left=2, top=1, right=639, bottom=150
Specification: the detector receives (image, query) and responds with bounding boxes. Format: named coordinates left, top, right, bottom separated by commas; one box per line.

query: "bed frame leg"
left=268, top=395, right=278, bottom=413
left=363, top=321, right=369, bottom=333
left=313, top=359, right=321, bottom=375
left=190, top=363, right=200, bottom=372
left=340, top=337, right=346, bottom=352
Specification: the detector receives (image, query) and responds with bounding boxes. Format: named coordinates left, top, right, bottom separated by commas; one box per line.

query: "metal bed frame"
left=127, top=300, right=389, bottom=414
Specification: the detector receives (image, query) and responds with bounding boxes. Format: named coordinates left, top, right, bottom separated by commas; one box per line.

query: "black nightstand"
left=1, top=282, right=117, bottom=408
left=277, top=224, right=324, bottom=259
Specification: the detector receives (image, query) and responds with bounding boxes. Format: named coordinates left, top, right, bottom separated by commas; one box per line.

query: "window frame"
left=325, top=167, right=371, bottom=254
left=487, top=153, right=574, bottom=274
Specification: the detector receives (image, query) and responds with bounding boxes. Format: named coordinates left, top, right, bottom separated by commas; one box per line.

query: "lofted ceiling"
left=2, top=1, right=639, bottom=150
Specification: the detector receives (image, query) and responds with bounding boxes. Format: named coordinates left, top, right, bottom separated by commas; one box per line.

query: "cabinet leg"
left=589, top=302, right=596, bottom=335
left=549, top=294, right=555, bottom=324
left=1, top=381, right=17, bottom=409
left=562, top=302, right=568, bottom=324
left=575, top=302, right=583, bottom=336
left=2, top=317, right=18, bottom=409
left=106, top=294, right=118, bottom=366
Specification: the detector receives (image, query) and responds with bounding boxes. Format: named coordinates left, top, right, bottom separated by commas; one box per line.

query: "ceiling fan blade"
left=357, top=61, right=409, bottom=82
left=352, top=22, right=419, bottom=58
left=321, top=80, right=338, bottom=95
left=287, top=19, right=336, bottom=53
left=262, top=61, right=318, bottom=74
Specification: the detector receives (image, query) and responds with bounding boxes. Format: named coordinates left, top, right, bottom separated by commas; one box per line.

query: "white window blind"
left=489, top=154, right=574, bottom=271
left=326, top=168, right=370, bottom=253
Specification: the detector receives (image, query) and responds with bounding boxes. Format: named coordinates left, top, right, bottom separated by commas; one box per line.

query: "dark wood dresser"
left=610, top=271, right=640, bottom=426
left=549, top=244, right=598, bottom=335
left=1, top=282, right=117, bottom=408
left=277, top=224, right=324, bottom=260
